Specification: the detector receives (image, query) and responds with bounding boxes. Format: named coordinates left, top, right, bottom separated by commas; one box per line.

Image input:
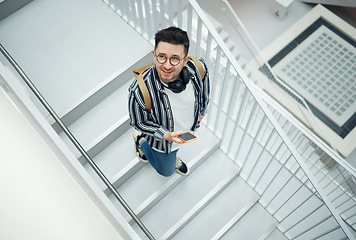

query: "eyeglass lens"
left=156, top=55, right=182, bottom=66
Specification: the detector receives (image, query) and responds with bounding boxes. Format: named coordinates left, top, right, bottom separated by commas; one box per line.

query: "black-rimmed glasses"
left=155, top=54, right=185, bottom=66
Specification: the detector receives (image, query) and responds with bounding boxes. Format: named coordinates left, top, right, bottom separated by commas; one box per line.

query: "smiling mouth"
left=162, top=70, right=173, bottom=75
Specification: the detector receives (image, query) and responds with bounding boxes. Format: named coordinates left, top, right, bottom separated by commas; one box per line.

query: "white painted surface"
left=197, top=0, right=313, bottom=61
left=0, top=70, right=136, bottom=239
left=0, top=0, right=152, bottom=115
left=271, top=0, right=295, bottom=19
left=301, top=0, right=356, bottom=8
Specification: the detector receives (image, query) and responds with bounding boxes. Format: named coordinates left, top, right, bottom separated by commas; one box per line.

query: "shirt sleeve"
left=199, top=58, right=210, bottom=117
left=128, top=84, right=168, bottom=139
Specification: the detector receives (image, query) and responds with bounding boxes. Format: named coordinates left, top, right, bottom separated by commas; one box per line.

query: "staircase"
left=204, top=12, right=253, bottom=79
left=51, top=8, right=281, bottom=238
left=1, top=0, right=354, bottom=239
left=0, top=0, right=281, bottom=239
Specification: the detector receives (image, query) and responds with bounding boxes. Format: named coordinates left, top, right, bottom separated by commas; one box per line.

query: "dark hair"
left=154, top=26, right=190, bottom=56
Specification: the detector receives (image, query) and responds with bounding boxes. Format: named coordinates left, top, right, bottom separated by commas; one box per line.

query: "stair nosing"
left=103, top=158, right=145, bottom=195
left=51, top=51, right=152, bottom=132
left=160, top=167, right=241, bottom=240
left=257, top=221, right=280, bottom=240
left=78, top=114, right=130, bottom=165
left=126, top=138, right=220, bottom=224
left=211, top=194, right=260, bottom=240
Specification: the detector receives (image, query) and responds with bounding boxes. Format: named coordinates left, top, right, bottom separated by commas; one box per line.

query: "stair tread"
left=58, top=80, right=131, bottom=153
left=204, top=11, right=223, bottom=33
left=221, top=202, right=278, bottom=240
left=110, top=125, right=219, bottom=213
left=83, top=128, right=137, bottom=187
left=173, top=176, right=259, bottom=239
left=0, top=0, right=152, bottom=115
left=265, top=228, right=288, bottom=240
left=132, top=149, right=239, bottom=238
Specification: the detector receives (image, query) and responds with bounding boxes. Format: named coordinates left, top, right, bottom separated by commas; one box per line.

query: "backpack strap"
left=132, top=63, right=154, bottom=112
left=131, top=57, right=205, bottom=112
left=190, top=56, right=205, bottom=80
left=132, top=63, right=154, bottom=76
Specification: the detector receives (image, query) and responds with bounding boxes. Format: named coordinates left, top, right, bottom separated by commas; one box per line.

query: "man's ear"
left=183, top=56, right=190, bottom=66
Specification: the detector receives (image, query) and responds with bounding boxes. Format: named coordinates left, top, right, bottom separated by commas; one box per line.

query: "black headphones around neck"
left=166, top=67, right=191, bottom=93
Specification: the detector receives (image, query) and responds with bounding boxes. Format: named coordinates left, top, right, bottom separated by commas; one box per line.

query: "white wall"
left=300, top=0, right=356, bottom=8
left=0, top=70, right=138, bottom=239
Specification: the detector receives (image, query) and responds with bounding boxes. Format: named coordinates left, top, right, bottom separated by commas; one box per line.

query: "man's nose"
left=163, top=60, right=172, bottom=69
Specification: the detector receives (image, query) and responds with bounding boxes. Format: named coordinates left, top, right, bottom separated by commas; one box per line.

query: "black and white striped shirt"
left=128, top=58, right=210, bottom=153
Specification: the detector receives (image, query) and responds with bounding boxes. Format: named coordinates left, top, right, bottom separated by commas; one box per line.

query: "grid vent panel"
left=274, top=25, right=356, bottom=127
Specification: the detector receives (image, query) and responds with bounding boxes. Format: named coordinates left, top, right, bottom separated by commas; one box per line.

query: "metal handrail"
left=0, top=44, right=155, bottom=240
left=254, top=82, right=356, bottom=178
left=221, top=0, right=311, bottom=111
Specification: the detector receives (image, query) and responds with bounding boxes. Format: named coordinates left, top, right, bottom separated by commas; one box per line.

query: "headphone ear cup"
left=166, top=67, right=191, bottom=93
left=180, top=67, right=191, bottom=85
left=168, top=80, right=186, bottom=93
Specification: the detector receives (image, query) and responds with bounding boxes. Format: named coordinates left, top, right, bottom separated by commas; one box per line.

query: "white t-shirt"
left=163, top=80, right=195, bottom=151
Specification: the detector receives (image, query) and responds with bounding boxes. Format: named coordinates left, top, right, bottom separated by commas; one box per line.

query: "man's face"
left=153, top=41, right=189, bottom=84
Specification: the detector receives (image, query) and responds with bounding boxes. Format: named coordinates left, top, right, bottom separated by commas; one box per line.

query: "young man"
left=128, top=26, right=210, bottom=177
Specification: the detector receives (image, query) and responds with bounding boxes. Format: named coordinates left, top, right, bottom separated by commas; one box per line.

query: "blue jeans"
left=140, top=139, right=178, bottom=177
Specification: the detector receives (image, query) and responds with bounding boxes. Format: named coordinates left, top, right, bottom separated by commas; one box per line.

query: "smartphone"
left=178, top=132, right=197, bottom=143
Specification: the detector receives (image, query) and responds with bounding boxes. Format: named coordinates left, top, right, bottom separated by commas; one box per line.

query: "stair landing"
left=0, top=0, right=152, bottom=115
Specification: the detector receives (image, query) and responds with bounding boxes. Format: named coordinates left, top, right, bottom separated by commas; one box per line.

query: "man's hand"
left=163, top=131, right=184, bottom=143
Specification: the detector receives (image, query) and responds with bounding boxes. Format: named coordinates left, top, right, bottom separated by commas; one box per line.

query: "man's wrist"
left=163, top=131, right=170, bottom=141
left=154, top=127, right=168, bottom=139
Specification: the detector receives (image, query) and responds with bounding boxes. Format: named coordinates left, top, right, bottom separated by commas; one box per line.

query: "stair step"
left=259, top=222, right=282, bottom=240
left=231, top=47, right=241, bottom=60
left=265, top=228, right=288, bottom=240
left=58, top=79, right=132, bottom=158
left=128, top=138, right=220, bottom=224
left=58, top=53, right=154, bottom=163
left=107, top=124, right=220, bottom=217
left=173, top=176, right=259, bottom=239
left=161, top=159, right=241, bottom=239
left=219, top=30, right=229, bottom=42
left=212, top=195, right=260, bottom=239
left=78, top=115, right=131, bottom=165
left=51, top=51, right=153, bottom=132
left=225, top=38, right=235, bottom=51
left=277, top=194, right=337, bottom=239
left=130, top=148, right=238, bottom=238
left=204, top=11, right=223, bottom=33
left=83, top=128, right=141, bottom=188
left=0, top=0, right=152, bottom=116
left=237, top=56, right=247, bottom=68
left=219, top=202, right=278, bottom=240
left=103, top=158, right=146, bottom=195
left=288, top=215, right=342, bottom=240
